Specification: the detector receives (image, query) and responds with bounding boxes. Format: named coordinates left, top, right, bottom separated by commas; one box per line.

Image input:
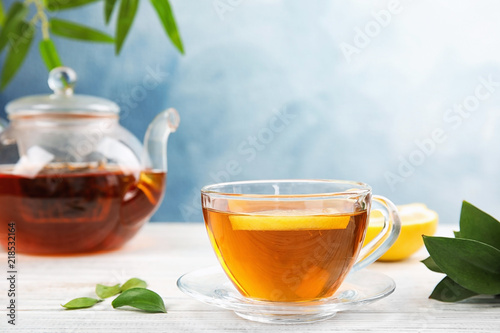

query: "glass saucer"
left=177, top=266, right=396, bottom=324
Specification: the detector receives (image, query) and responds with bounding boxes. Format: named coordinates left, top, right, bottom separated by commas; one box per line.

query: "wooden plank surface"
left=1, top=223, right=498, bottom=332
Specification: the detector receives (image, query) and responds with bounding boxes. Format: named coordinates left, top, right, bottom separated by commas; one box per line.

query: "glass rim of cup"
left=201, top=179, right=372, bottom=200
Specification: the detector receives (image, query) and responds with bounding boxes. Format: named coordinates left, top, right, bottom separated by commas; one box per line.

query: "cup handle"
left=351, top=195, right=401, bottom=272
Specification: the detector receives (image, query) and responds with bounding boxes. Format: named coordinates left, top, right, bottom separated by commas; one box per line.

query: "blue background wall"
left=1, top=0, right=499, bottom=224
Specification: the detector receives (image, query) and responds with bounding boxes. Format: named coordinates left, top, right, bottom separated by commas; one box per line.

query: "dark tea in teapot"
left=0, top=164, right=165, bottom=254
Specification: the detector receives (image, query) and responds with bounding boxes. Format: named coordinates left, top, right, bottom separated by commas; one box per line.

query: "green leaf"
left=39, top=39, right=63, bottom=71
left=430, top=276, right=478, bottom=302
left=453, top=230, right=461, bottom=238
left=423, top=236, right=500, bottom=295
left=0, top=2, right=28, bottom=52
left=115, top=0, right=139, bottom=54
left=149, top=0, right=184, bottom=54
left=105, top=0, right=119, bottom=24
left=120, top=277, right=147, bottom=291
left=1, top=21, right=34, bottom=89
left=46, top=0, right=101, bottom=11
left=112, top=288, right=166, bottom=313
left=96, top=283, right=121, bottom=298
left=62, top=297, right=103, bottom=309
left=0, top=1, right=5, bottom=27
left=421, top=256, right=444, bottom=274
left=50, top=18, right=114, bottom=43
left=1, top=2, right=26, bottom=27
left=459, top=201, right=500, bottom=250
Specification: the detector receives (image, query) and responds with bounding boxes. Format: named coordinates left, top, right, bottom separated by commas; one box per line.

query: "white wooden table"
left=1, top=223, right=498, bottom=332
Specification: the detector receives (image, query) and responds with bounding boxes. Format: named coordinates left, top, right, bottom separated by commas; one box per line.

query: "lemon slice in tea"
left=229, top=209, right=351, bottom=230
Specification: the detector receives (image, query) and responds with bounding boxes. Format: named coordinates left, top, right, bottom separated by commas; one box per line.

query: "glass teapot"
left=0, top=67, right=179, bottom=254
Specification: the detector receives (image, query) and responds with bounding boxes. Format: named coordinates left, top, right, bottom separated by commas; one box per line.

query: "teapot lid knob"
left=48, top=67, right=77, bottom=96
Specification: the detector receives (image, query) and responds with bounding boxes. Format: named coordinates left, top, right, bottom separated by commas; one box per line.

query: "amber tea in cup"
left=201, top=180, right=401, bottom=303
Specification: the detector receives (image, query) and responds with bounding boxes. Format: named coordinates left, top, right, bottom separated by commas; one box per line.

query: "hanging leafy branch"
left=0, top=0, right=184, bottom=90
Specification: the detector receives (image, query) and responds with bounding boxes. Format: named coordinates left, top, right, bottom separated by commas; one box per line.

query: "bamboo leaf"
left=421, top=256, right=444, bottom=274
left=149, top=0, right=184, bottom=54
left=429, top=276, right=478, bottom=302
left=1, top=21, right=34, bottom=89
left=0, top=1, right=5, bottom=27
left=112, top=288, right=166, bottom=313
left=120, top=278, right=147, bottom=291
left=46, top=0, right=101, bottom=11
left=115, top=0, right=139, bottom=54
left=0, top=2, right=28, bottom=52
left=423, top=236, right=500, bottom=295
left=39, top=39, right=63, bottom=71
left=96, top=283, right=121, bottom=299
left=50, top=18, right=114, bottom=43
left=459, top=201, right=500, bottom=250
left=2, top=2, right=26, bottom=26
left=62, top=297, right=103, bottom=309
left=105, top=0, right=119, bottom=24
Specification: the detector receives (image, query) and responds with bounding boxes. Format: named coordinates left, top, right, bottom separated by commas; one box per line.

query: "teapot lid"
left=5, top=67, right=119, bottom=116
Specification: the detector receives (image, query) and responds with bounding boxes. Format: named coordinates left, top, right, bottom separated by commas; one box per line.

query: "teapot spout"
left=143, top=108, right=180, bottom=172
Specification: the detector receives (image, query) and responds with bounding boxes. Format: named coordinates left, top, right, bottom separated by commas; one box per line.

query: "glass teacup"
left=201, top=179, right=401, bottom=303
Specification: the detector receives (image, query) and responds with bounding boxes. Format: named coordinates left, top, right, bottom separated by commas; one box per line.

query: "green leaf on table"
left=39, top=39, right=63, bottom=71
left=50, top=18, right=114, bottom=43
left=1, top=21, right=34, bottom=89
left=62, top=297, right=103, bottom=309
left=0, top=2, right=28, bottom=52
left=105, top=0, right=119, bottom=24
left=150, top=0, right=184, bottom=54
left=421, top=256, right=444, bottom=274
left=430, top=276, right=478, bottom=302
left=96, top=283, right=121, bottom=298
left=120, top=277, right=147, bottom=291
left=115, top=0, right=139, bottom=54
left=46, top=0, right=100, bottom=11
left=423, top=236, right=500, bottom=295
left=112, top=288, right=166, bottom=313
left=459, top=201, right=500, bottom=250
